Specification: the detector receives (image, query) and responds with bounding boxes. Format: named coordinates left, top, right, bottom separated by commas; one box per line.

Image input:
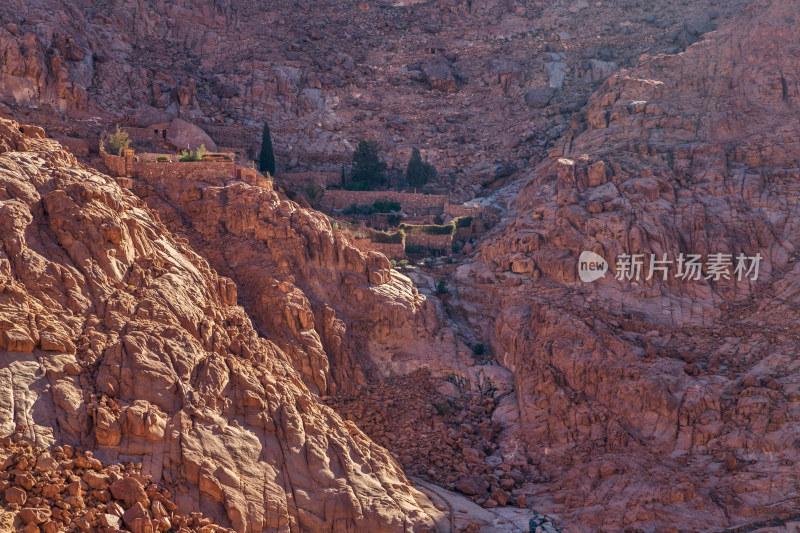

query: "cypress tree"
left=405, top=147, right=436, bottom=191
left=351, top=140, right=386, bottom=189
left=259, top=121, right=275, bottom=175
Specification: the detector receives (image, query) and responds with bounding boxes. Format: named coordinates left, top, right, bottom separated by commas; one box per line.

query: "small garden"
left=399, top=216, right=472, bottom=237
left=342, top=199, right=402, bottom=215
left=351, top=227, right=405, bottom=244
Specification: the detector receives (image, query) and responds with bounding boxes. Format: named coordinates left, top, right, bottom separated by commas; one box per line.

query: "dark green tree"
left=350, top=140, right=386, bottom=189
left=405, top=148, right=436, bottom=191
left=259, top=121, right=275, bottom=175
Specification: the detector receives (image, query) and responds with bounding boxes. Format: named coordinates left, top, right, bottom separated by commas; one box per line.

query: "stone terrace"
left=101, top=150, right=270, bottom=190
left=320, top=190, right=449, bottom=216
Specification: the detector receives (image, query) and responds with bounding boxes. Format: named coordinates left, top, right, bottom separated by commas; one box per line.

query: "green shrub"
left=372, top=199, right=401, bottom=212
left=435, top=279, right=448, bottom=294
left=179, top=144, right=206, bottom=162
left=423, top=258, right=434, bottom=268
left=405, top=243, right=425, bottom=255
left=406, top=147, right=436, bottom=189
left=343, top=203, right=376, bottom=215
left=476, top=373, right=497, bottom=398
left=106, top=125, right=130, bottom=156
left=386, top=214, right=402, bottom=227
left=352, top=140, right=386, bottom=188
left=400, top=222, right=456, bottom=236
left=355, top=227, right=404, bottom=245
left=452, top=241, right=462, bottom=253
left=156, top=155, right=170, bottom=162
left=390, top=259, right=397, bottom=268
left=371, top=229, right=404, bottom=244
left=471, top=343, right=485, bottom=356
left=431, top=401, right=451, bottom=416
left=344, top=180, right=373, bottom=191
left=305, top=183, right=324, bottom=202
left=454, top=216, right=473, bottom=228
left=397, top=259, right=410, bottom=269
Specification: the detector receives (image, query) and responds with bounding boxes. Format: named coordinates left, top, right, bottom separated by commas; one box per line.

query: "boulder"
left=588, top=59, right=617, bottom=83
left=524, top=87, right=554, bottom=109
left=122, top=502, right=154, bottom=533
left=489, top=59, right=525, bottom=91
left=110, top=477, right=148, bottom=507
left=299, top=88, right=324, bottom=111
left=422, top=61, right=457, bottom=92
left=545, top=62, right=568, bottom=88
left=165, top=118, right=217, bottom=152
left=4, top=486, right=26, bottom=505
left=455, top=476, right=488, bottom=496
left=489, top=488, right=510, bottom=506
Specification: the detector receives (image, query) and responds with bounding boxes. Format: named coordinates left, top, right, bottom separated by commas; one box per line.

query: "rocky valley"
left=2, top=1, right=800, bottom=533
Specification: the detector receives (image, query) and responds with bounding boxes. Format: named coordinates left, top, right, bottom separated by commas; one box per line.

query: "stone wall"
left=121, top=123, right=171, bottom=147
left=102, top=149, right=271, bottom=190
left=237, top=167, right=273, bottom=190
left=134, top=160, right=237, bottom=182
left=320, top=190, right=448, bottom=216
left=101, top=151, right=129, bottom=177
left=204, top=123, right=258, bottom=156
left=444, top=203, right=481, bottom=218
left=456, top=223, right=482, bottom=241
left=405, top=233, right=453, bottom=252
left=353, top=239, right=406, bottom=259
left=277, top=172, right=341, bottom=190
left=402, top=215, right=438, bottom=225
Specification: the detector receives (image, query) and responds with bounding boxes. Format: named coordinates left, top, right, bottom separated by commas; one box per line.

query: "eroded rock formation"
left=0, top=117, right=444, bottom=532
left=456, top=0, right=800, bottom=530
left=129, top=161, right=468, bottom=398
left=0, top=0, right=748, bottom=200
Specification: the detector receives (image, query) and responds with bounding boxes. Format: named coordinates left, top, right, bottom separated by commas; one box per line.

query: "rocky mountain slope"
left=127, top=160, right=474, bottom=397
left=0, top=117, right=446, bottom=532
left=3, top=0, right=800, bottom=532
left=0, top=436, right=230, bottom=533
left=0, top=0, right=748, bottom=197
left=455, top=0, right=800, bottom=530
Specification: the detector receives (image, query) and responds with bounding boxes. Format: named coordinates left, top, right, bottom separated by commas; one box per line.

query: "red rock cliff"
left=0, top=117, right=444, bottom=532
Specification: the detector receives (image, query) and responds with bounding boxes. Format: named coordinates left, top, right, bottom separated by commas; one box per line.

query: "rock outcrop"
left=3, top=0, right=800, bottom=531
left=456, top=0, right=800, bottom=530
left=0, top=0, right=749, bottom=200
left=165, top=119, right=217, bottom=153
left=129, top=161, right=467, bottom=398
left=0, top=116, right=444, bottom=532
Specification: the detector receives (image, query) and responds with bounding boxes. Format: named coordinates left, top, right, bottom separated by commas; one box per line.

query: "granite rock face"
left=2, top=0, right=800, bottom=531
left=129, top=161, right=466, bottom=398
left=456, top=0, right=800, bottom=530
left=0, top=117, right=444, bottom=532
left=165, top=118, right=218, bottom=152
left=0, top=0, right=749, bottom=200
